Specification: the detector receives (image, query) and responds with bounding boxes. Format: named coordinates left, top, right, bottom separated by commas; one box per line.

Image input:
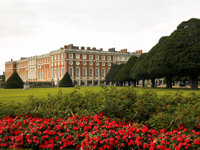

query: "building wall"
left=5, top=44, right=142, bottom=85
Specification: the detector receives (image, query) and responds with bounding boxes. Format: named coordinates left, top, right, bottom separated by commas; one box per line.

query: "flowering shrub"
left=0, top=114, right=199, bottom=149
left=0, top=86, right=200, bottom=130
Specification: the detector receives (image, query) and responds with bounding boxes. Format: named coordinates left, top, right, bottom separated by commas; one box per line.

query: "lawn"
left=0, top=86, right=200, bottom=104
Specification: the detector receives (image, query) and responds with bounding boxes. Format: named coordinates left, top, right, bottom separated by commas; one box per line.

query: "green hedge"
left=0, top=86, right=199, bottom=131
left=4, top=72, right=24, bottom=89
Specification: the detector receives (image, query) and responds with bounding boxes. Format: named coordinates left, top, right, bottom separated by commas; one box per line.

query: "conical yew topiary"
left=4, top=72, right=24, bottom=89
left=59, top=72, right=74, bottom=87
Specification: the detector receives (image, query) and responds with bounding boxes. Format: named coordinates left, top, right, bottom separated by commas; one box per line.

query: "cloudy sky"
left=0, top=0, right=200, bottom=74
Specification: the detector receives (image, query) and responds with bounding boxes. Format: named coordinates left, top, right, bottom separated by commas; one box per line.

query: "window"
left=76, top=54, right=80, bottom=59
left=58, top=68, right=60, bottom=79
left=96, top=62, right=99, bottom=66
left=96, top=68, right=99, bottom=77
left=102, top=62, right=105, bottom=66
left=76, top=68, right=80, bottom=77
left=101, top=56, right=105, bottom=60
left=83, top=61, right=86, bottom=66
left=83, top=54, right=87, bottom=59
left=38, top=71, right=40, bottom=80
left=125, top=57, right=127, bottom=61
left=119, top=57, right=121, bottom=61
left=51, top=63, right=53, bottom=67
left=114, top=57, right=116, bottom=61
left=69, top=61, right=73, bottom=65
left=83, top=68, right=86, bottom=77
left=96, top=55, right=99, bottom=60
left=61, top=67, right=64, bottom=77
left=61, top=54, right=64, bottom=59
left=69, top=68, right=73, bottom=77
left=107, top=56, right=111, bottom=60
left=101, top=69, right=105, bottom=77
left=58, top=54, right=60, bottom=60
left=58, top=62, right=60, bottom=66
left=76, top=61, right=80, bottom=65
left=51, top=69, right=53, bottom=79
left=69, top=54, right=73, bottom=59
left=55, top=68, right=57, bottom=78
left=54, top=55, right=56, bottom=60
left=89, top=55, right=93, bottom=60
left=89, top=62, right=93, bottom=66
left=108, top=63, right=111, bottom=66
left=51, top=56, right=53, bottom=61
left=89, top=68, right=93, bottom=77
left=61, top=61, right=64, bottom=66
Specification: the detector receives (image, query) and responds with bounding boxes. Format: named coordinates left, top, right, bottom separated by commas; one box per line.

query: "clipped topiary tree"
left=59, top=72, right=74, bottom=87
left=4, top=72, right=24, bottom=89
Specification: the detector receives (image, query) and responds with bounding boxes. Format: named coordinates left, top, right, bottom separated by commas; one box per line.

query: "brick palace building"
left=5, top=44, right=142, bottom=86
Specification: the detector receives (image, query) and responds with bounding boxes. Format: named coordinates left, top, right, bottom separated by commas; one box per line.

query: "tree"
left=59, top=72, right=74, bottom=87
left=147, top=36, right=173, bottom=88
left=131, top=53, right=148, bottom=87
left=117, top=56, right=138, bottom=86
left=4, top=72, right=24, bottom=89
left=105, top=64, right=119, bottom=84
left=164, top=18, right=200, bottom=89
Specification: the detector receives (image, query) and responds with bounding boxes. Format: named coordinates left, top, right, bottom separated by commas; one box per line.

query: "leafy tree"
left=4, top=72, right=24, bottom=89
left=105, top=64, right=119, bottom=84
left=147, top=36, right=172, bottom=88
left=117, top=56, right=138, bottom=86
left=59, top=72, right=74, bottom=87
left=131, top=53, right=148, bottom=87
left=164, top=18, right=200, bottom=89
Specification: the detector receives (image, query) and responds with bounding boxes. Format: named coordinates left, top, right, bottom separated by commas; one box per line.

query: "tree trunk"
left=142, top=79, right=145, bottom=87
left=166, top=76, right=172, bottom=88
left=190, top=74, right=198, bottom=89
left=133, top=80, right=136, bottom=87
left=151, top=78, right=155, bottom=88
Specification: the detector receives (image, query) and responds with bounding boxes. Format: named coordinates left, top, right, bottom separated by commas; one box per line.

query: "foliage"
left=0, top=114, right=199, bottom=149
left=0, top=86, right=199, bottom=131
left=59, top=72, right=74, bottom=87
left=117, top=56, right=138, bottom=82
left=4, top=72, right=24, bottom=89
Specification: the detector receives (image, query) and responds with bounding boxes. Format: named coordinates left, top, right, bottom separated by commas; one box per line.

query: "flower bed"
left=0, top=114, right=199, bottom=150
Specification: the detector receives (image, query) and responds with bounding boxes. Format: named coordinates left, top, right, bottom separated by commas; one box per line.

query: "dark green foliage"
left=105, top=64, right=119, bottom=83
left=117, top=56, right=138, bottom=83
left=106, top=56, right=138, bottom=85
left=59, top=72, right=74, bottom=87
left=4, top=72, right=24, bottom=89
left=0, top=74, right=5, bottom=87
left=131, top=53, right=148, bottom=80
left=0, top=86, right=199, bottom=131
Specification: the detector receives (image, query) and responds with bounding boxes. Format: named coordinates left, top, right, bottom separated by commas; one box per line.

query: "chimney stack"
left=108, top=48, right=115, bottom=52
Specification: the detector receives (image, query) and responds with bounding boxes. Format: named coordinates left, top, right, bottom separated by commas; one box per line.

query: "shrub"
left=0, top=114, right=200, bottom=149
left=4, top=72, right=24, bottom=89
left=0, top=86, right=199, bottom=131
left=59, top=72, right=74, bottom=87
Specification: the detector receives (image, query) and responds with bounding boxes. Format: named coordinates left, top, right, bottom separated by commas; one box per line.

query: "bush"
left=59, top=72, right=74, bottom=87
left=0, top=114, right=200, bottom=149
left=4, top=72, right=24, bottom=89
left=0, top=86, right=199, bottom=131
left=29, top=82, right=52, bottom=88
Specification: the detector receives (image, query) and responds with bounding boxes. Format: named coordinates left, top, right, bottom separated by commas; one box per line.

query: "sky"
left=0, top=0, right=200, bottom=74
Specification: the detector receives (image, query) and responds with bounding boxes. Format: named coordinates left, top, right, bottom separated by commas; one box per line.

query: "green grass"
left=0, top=86, right=200, bottom=104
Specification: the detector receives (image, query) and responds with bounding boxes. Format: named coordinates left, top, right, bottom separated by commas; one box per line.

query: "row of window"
left=51, top=67, right=64, bottom=79
left=68, top=54, right=111, bottom=60
left=51, top=61, right=64, bottom=67
left=51, top=54, right=64, bottom=61
left=69, top=68, right=106, bottom=78
left=68, top=61, right=111, bottom=66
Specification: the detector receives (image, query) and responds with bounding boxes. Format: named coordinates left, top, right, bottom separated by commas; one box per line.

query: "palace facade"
left=5, top=44, right=142, bottom=86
